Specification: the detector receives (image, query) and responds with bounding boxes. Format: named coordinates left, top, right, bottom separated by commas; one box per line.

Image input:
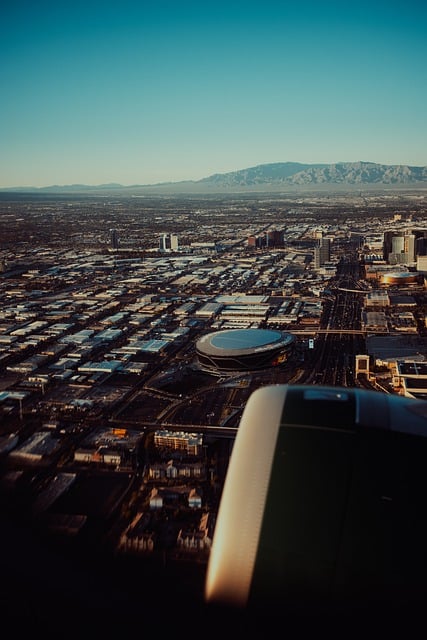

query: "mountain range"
left=2, top=161, right=427, bottom=194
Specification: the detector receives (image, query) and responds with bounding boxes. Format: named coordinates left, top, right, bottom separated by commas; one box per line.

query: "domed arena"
left=380, top=271, right=420, bottom=285
left=196, top=328, right=295, bottom=373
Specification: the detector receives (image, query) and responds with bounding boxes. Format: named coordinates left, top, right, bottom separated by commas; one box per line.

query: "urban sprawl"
left=1, top=189, right=427, bottom=606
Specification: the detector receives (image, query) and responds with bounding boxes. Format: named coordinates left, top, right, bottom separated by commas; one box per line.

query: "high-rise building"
left=266, top=230, right=284, bottom=247
left=170, top=234, right=179, bottom=251
left=314, top=237, right=330, bottom=268
left=159, top=233, right=179, bottom=252
left=247, top=230, right=283, bottom=249
left=415, top=233, right=427, bottom=256
left=159, top=234, right=169, bottom=251
left=247, top=235, right=264, bottom=248
left=110, top=228, right=119, bottom=249
left=383, top=229, right=427, bottom=264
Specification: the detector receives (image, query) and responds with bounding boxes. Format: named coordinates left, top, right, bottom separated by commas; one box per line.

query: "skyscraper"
left=170, top=234, right=179, bottom=251
left=383, top=229, right=427, bottom=265
left=314, top=237, right=330, bottom=268
left=159, top=233, right=179, bottom=251
left=110, top=228, right=119, bottom=249
left=159, top=234, right=169, bottom=251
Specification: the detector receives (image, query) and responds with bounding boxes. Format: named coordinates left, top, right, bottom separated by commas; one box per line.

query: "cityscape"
left=2, top=0, right=427, bottom=633
left=1, top=187, right=427, bottom=631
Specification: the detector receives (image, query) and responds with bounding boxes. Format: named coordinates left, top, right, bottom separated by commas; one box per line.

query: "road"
left=300, top=254, right=373, bottom=388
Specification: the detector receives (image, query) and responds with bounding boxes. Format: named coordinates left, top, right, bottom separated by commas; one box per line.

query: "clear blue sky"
left=1, top=0, right=426, bottom=187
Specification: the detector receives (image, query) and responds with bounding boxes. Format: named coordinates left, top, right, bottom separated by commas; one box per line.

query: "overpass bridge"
left=290, top=328, right=388, bottom=335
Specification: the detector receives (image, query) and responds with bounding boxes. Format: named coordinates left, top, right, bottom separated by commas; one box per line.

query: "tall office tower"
left=348, top=232, right=365, bottom=250
left=383, top=230, right=423, bottom=264
left=416, top=236, right=427, bottom=257
left=391, top=234, right=406, bottom=263
left=247, top=235, right=265, bottom=248
left=159, top=233, right=169, bottom=251
left=267, top=230, right=284, bottom=247
left=159, top=233, right=179, bottom=251
left=110, top=228, right=119, bottom=249
left=170, top=234, right=179, bottom=251
left=412, top=229, right=427, bottom=257
left=314, top=237, right=330, bottom=268
left=405, top=233, right=416, bottom=264
left=382, top=231, right=393, bottom=262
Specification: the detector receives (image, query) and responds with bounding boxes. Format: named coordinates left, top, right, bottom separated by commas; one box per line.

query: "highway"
left=299, top=254, right=371, bottom=387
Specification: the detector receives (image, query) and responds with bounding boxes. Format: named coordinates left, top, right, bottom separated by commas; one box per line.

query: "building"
left=196, top=328, right=295, bottom=373
left=153, top=430, right=203, bottom=456
left=380, top=271, right=420, bottom=286
left=395, top=361, right=427, bottom=399
left=159, top=233, right=179, bottom=252
left=416, top=255, right=427, bottom=273
left=383, top=229, right=427, bottom=265
left=110, top=228, right=119, bottom=249
left=314, top=237, right=331, bottom=268
left=247, top=230, right=283, bottom=248
left=363, top=290, right=390, bottom=307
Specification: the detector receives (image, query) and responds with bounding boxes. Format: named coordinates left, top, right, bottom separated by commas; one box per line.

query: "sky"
left=1, top=0, right=427, bottom=188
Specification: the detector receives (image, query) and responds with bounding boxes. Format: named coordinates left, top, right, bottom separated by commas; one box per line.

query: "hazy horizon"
left=1, top=0, right=427, bottom=188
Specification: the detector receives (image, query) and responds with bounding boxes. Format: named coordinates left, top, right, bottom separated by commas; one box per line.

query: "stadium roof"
left=198, top=328, right=294, bottom=356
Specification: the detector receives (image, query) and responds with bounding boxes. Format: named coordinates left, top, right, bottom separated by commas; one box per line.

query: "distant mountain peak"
left=197, top=161, right=427, bottom=187
left=1, top=161, right=427, bottom=195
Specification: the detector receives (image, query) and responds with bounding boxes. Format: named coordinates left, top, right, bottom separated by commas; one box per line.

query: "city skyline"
left=1, top=0, right=427, bottom=188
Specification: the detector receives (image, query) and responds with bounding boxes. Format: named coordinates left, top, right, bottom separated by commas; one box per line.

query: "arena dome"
left=196, top=328, right=295, bottom=373
left=380, top=271, right=420, bottom=285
